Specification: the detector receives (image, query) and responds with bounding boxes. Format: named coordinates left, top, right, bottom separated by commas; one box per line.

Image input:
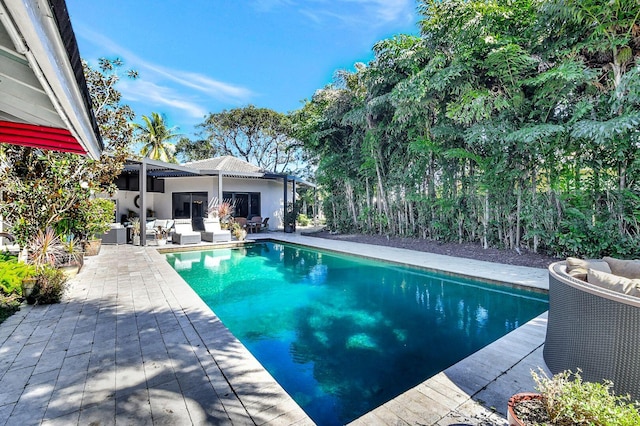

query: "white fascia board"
left=3, top=0, right=101, bottom=158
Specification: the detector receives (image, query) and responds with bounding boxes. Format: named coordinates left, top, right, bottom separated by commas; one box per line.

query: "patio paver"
left=0, top=233, right=551, bottom=425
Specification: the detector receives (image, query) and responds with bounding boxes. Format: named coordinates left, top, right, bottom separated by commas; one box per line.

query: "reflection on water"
left=166, top=243, right=548, bottom=426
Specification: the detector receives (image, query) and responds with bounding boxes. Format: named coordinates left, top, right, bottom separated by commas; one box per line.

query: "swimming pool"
left=166, top=242, right=548, bottom=425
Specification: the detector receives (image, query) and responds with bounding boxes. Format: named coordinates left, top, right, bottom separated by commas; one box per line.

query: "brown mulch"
left=303, top=231, right=560, bottom=269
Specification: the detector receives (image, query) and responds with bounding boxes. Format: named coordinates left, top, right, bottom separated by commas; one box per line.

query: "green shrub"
left=29, top=266, right=67, bottom=305
left=297, top=213, right=310, bottom=226
left=0, top=260, right=36, bottom=295
left=0, top=293, right=21, bottom=324
left=0, top=251, right=16, bottom=262
left=533, top=369, right=640, bottom=426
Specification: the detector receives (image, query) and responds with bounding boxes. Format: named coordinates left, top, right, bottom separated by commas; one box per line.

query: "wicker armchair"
left=544, top=262, right=640, bottom=400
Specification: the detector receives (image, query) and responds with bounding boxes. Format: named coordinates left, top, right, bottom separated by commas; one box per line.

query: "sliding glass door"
left=223, top=192, right=261, bottom=219
left=172, top=192, right=208, bottom=219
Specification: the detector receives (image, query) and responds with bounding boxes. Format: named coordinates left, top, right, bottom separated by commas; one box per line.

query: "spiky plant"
left=29, top=228, right=64, bottom=268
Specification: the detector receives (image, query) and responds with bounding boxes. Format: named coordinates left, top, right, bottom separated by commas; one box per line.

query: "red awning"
left=0, top=120, right=87, bottom=154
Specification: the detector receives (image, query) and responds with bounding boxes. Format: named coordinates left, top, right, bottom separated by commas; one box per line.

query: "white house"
left=111, top=156, right=314, bottom=245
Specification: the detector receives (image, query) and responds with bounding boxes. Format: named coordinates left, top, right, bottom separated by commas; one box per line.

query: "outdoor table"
left=247, top=221, right=258, bottom=233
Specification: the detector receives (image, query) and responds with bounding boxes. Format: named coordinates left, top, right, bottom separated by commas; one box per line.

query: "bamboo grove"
left=292, top=0, right=640, bottom=258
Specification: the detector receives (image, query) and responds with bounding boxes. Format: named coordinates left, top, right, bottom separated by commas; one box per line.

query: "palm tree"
left=133, top=112, right=179, bottom=163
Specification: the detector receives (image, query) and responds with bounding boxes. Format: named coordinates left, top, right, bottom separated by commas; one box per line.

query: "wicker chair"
left=172, top=219, right=201, bottom=245
left=544, top=262, right=640, bottom=400
left=201, top=218, right=231, bottom=243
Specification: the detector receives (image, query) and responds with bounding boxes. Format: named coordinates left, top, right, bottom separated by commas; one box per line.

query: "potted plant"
left=130, top=217, right=141, bottom=246
left=230, top=222, right=247, bottom=241
left=284, top=204, right=297, bottom=233
left=217, top=201, right=234, bottom=230
left=59, top=236, right=84, bottom=278
left=508, top=369, right=640, bottom=425
left=156, top=225, right=168, bottom=245
left=79, top=198, right=115, bottom=256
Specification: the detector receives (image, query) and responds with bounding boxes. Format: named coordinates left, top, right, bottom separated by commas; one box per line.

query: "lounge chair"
left=172, top=219, right=201, bottom=245
left=259, top=217, right=269, bottom=231
left=201, top=218, right=231, bottom=243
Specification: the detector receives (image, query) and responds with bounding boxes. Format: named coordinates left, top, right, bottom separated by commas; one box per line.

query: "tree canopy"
left=196, top=105, right=304, bottom=174
left=295, top=0, right=640, bottom=258
left=0, top=58, right=136, bottom=247
left=175, top=137, right=217, bottom=162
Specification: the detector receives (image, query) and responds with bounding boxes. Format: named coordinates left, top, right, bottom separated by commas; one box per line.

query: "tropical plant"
left=284, top=202, right=298, bottom=226
left=0, top=258, right=36, bottom=295
left=61, top=236, right=84, bottom=266
left=293, top=0, right=640, bottom=259
left=230, top=221, right=246, bottom=240
left=217, top=202, right=234, bottom=222
left=28, top=228, right=64, bottom=268
left=130, top=217, right=141, bottom=236
left=133, top=112, right=179, bottom=163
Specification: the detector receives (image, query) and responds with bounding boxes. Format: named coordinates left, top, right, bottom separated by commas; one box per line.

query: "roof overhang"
left=0, top=0, right=102, bottom=158
left=121, top=158, right=316, bottom=188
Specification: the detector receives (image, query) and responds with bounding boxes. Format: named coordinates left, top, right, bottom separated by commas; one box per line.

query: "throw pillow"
left=587, top=269, right=640, bottom=297
left=566, top=257, right=612, bottom=281
left=603, top=256, right=640, bottom=279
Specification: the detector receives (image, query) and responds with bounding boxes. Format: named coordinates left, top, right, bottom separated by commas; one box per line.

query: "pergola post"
left=292, top=178, right=297, bottom=231
left=139, top=158, right=147, bottom=246
left=283, top=175, right=288, bottom=230
left=218, top=171, right=224, bottom=204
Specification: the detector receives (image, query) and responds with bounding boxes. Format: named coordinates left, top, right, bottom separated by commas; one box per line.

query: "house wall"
left=114, top=175, right=288, bottom=229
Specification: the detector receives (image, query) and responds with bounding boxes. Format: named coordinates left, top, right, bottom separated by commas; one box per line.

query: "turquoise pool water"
left=166, top=242, right=548, bottom=425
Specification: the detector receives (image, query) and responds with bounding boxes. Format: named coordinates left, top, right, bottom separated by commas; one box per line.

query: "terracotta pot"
left=84, top=238, right=102, bottom=256
left=507, top=392, right=543, bottom=426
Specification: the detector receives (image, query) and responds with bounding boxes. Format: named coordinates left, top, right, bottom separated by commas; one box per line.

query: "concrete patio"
left=0, top=233, right=551, bottom=425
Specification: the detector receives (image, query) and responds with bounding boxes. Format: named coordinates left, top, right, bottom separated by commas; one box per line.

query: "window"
left=223, top=192, right=261, bottom=219
left=172, top=192, right=208, bottom=219
left=115, top=174, right=164, bottom=193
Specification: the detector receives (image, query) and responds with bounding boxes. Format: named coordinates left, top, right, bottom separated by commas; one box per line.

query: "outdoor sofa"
left=201, top=218, right=231, bottom=243
left=172, top=219, right=201, bottom=245
left=544, top=258, right=640, bottom=401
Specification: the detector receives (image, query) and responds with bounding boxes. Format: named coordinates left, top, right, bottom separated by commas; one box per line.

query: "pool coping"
left=161, top=233, right=551, bottom=425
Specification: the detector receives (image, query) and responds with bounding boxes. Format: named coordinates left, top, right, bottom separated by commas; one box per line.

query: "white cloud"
left=119, top=80, right=207, bottom=120
left=256, top=0, right=414, bottom=27
left=75, top=25, right=254, bottom=105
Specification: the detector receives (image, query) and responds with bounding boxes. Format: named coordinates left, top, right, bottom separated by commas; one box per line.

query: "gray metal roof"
left=123, top=156, right=315, bottom=187
left=182, top=156, right=265, bottom=174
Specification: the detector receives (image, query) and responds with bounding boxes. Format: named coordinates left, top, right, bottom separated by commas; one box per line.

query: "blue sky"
left=66, top=0, right=420, bottom=138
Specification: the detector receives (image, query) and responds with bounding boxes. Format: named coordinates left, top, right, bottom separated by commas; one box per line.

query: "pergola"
left=122, top=158, right=316, bottom=245
left=0, top=0, right=102, bottom=158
